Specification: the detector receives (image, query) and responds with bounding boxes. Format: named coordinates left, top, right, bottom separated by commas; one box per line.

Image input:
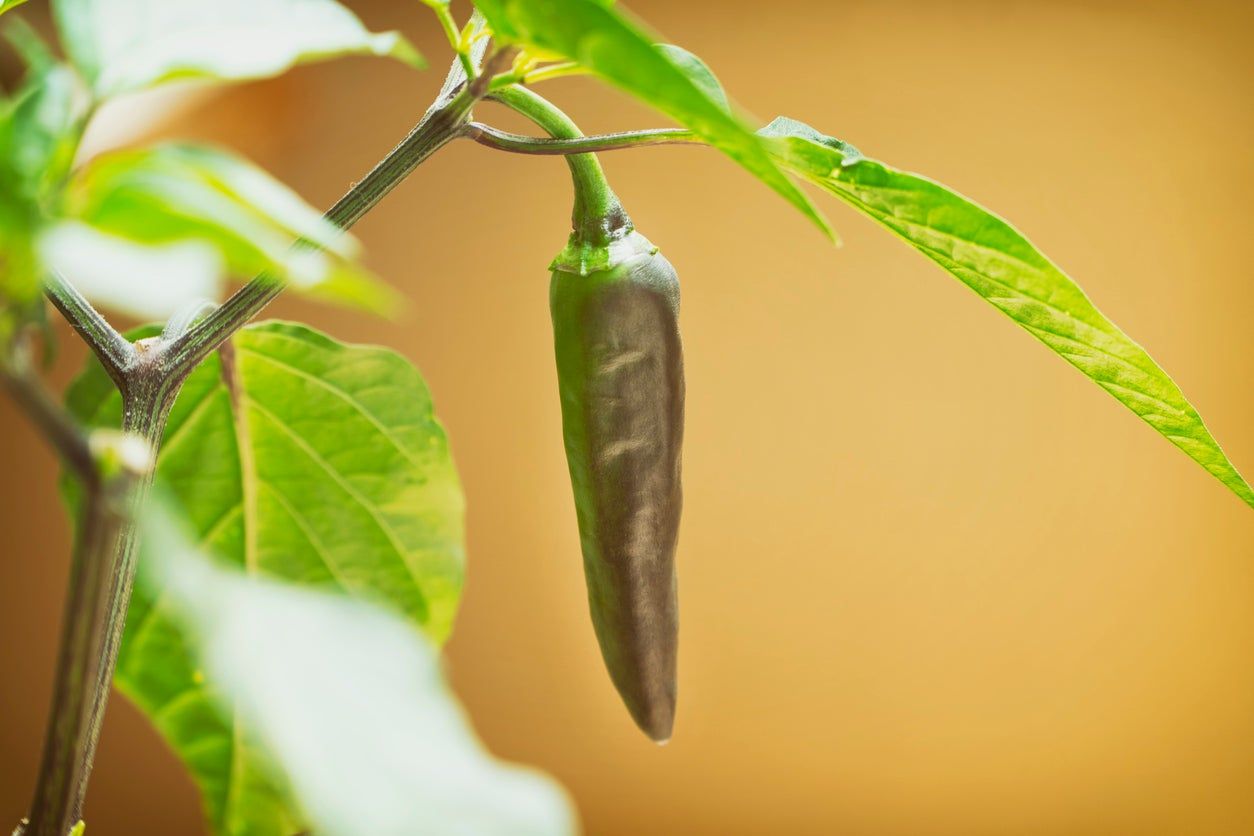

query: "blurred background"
left=3, top=0, right=1254, bottom=833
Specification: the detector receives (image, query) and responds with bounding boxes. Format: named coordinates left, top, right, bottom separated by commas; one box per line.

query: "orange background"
left=3, top=1, right=1254, bottom=833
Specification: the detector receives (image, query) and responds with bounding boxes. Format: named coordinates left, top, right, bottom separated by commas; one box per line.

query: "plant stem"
left=520, top=61, right=586, bottom=85
left=161, top=88, right=476, bottom=380
left=463, top=122, right=700, bottom=156
left=67, top=344, right=181, bottom=828
left=431, top=3, right=475, bottom=81
left=42, top=273, right=135, bottom=388
left=23, top=477, right=129, bottom=836
left=486, top=86, right=628, bottom=244
left=23, top=81, right=481, bottom=836
left=0, top=342, right=133, bottom=836
left=0, top=349, right=95, bottom=484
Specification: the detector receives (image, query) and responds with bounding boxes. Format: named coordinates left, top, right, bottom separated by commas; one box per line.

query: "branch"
left=464, top=122, right=701, bottom=156
left=0, top=343, right=95, bottom=483
left=43, top=272, right=135, bottom=387
left=160, top=87, right=479, bottom=380
left=0, top=340, right=143, bottom=836
left=23, top=475, right=132, bottom=836
left=520, top=61, right=585, bottom=85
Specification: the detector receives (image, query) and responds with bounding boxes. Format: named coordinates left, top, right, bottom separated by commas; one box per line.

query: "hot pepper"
left=493, top=88, right=683, bottom=742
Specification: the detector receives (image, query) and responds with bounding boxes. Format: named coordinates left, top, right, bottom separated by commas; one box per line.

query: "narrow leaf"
left=66, top=321, right=466, bottom=833
left=136, top=496, right=576, bottom=836
left=51, top=0, right=423, bottom=98
left=473, top=0, right=831, bottom=237
left=0, top=0, right=30, bottom=16
left=760, top=117, right=1253, bottom=509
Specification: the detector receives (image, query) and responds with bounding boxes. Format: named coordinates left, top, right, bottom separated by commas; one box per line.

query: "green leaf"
left=164, top=144, right=357, bottom=260
left=655, top=44, right=728, bottom=112
left=760, top=116, right=1254, bottom=509
left=1, top=20, right=88, bottom=206
left=66, top=321, right=466, bottom=833
left=51, top=0, right=423, bottom=98
left=67, top=144, right=399, bottom=315
left=0, top=0, right=30, bottom=16
left=38, top=221, right=224, bottom=320
left=473, top=0, right=830, bottom=237
left=134, top=495, right=576, bottom=836
left=0, top=22, right=88, bottom=312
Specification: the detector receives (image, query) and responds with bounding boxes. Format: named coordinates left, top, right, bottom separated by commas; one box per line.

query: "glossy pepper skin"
left=550, top=226, right=684, bottom=743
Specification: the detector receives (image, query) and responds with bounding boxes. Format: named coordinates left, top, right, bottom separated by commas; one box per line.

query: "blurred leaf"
left=135, top=494, right=575, bottom=836
left=6, top=64, right=82, bottom=202
left=3, top=15, right=55, bottom=69
left=51, top=0, right=423, bottom=98
left=760, top=116, right=1254, bottom=509
left=38, top=221, right=224, bottom=319
left=67, top=144, right=397, bottom=314
left=164, top=144, right=358, bottom=259
left=2, top=19, right=88, bottom=204
left=0, top=21, right=88, bottom=314
left=66, top=321, right=466, bottom=833
left=297, top=259, right=405, bottom=318
left=473, top=0, right=830, bottom=237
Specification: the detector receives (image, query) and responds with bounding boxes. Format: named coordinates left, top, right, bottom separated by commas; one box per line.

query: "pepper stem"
left=488, top=86, right=629, bottom=246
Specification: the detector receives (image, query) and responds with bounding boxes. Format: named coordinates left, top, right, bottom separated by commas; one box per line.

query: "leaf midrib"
left=222, top=337, right=258, bottom=835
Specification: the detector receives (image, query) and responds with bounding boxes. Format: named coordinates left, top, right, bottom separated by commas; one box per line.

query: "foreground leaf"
left=473, top=0, right=830, bottom=236
left=38, top=221, right=224, bottom=319
left=760, top=117, right=1253, bottom=509
left=67, top=321, right=465, bottom=832
left=0, top=22, right=88, bottom=309
left=67, top=144, right=400, bottom=315
left=2, top=18, right=88, bottom=208
left=134, top=496, right=575, bottom=836
left=51, top=0, right=422, bottom=98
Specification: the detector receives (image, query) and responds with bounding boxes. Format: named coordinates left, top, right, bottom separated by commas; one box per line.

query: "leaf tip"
left=380, top=32, right=426, bottom=70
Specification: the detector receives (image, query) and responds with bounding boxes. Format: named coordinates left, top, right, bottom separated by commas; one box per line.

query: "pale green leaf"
left=66, top=321, right=466, bottom=833
left=161, top=144, right=358, bottom=259
left=136, top=496, right=576, bottom=836
left=67, top=144, right=398, bottom=315
left=38, top=221, right=224, bottom=319
left=473, top=0, right=830, bottom=237
left=760, top=116, right=1253, bottom=509
left=51, top=0, right=423, bottom=98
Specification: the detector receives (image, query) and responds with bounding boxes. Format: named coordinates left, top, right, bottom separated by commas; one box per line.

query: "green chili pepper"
left=551, top=224, right=683, bottom=744
left=494, top=88, right=683, bottom=742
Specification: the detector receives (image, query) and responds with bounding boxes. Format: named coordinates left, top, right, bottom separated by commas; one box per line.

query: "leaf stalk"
left=464, top=121, right=701, bottom=156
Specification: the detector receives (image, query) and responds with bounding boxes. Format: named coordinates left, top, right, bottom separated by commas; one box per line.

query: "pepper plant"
left=1, top=0, right=1249, bottom=834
